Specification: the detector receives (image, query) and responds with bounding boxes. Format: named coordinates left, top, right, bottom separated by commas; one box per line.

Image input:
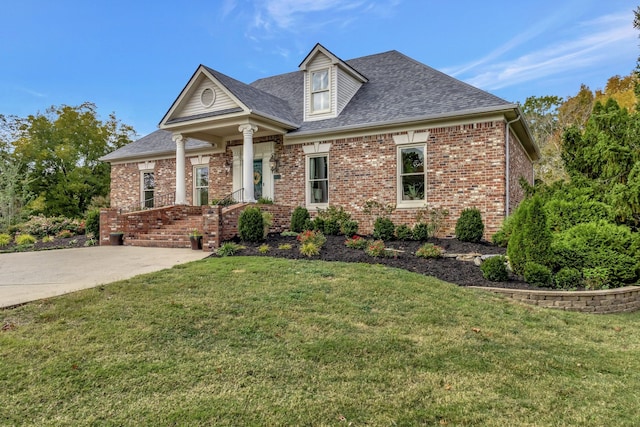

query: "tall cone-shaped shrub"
left=507, top=195, right=553, bottom=275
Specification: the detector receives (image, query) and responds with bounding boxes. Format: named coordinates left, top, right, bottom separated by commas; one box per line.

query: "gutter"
left=505, top=112, right=522, bottom=217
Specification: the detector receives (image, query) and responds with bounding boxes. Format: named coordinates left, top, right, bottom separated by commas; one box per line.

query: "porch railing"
left=118, top=191, right=176, bottom=214
left=213, top=188, right=244, bottom=207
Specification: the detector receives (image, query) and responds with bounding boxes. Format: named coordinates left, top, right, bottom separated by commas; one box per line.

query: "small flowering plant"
left=365, top=240, right=388, bottom=257
left=296, top=229, right=327, bottom=247
left=345, top=235, right=368, bottom=249
left=415, top=243, right=444, bottom=258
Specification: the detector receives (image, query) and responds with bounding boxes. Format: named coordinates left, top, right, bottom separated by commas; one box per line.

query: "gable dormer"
left=299, top=44, right=368, bottom=122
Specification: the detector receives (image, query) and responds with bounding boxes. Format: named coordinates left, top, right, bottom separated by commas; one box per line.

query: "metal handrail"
left=118, top=191, right=176, bottom=214
left=214, top=188, right=243, bottom=207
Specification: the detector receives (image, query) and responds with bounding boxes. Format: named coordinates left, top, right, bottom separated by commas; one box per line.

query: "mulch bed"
left=235, top=234, right=539, bottom=290
left=0, top=235, right=91, bottom=253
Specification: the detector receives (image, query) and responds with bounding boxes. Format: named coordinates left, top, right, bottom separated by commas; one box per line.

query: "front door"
left=253, top=159, right=263, bottom=200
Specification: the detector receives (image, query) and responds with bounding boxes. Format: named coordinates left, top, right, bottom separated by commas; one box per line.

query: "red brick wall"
left=108, top=120, right=534, bottom=240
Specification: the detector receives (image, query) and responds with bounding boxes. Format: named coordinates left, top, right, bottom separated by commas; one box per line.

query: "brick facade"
left=109, top=119, right=533, bottom=240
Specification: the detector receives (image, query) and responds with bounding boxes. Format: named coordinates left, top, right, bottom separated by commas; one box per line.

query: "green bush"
left=15, top=234, right=37, bottom=246
left=508, top=196, right=553, bottom=276
left=365, top=240, right=387, bottom=257
left=297, top=230, right=327, bottom=248
left=300, top=242, right=320, bottom=257
left=524, top=262, right=552, bottom=287
left=583, top=267, right=610, bottom=290
left=345, top=235, right=368, bottom=249
left=412, top=222, right=430, bottom=241
left=311, top=217, right=325, bottom=232
left=415, top=243, right=443, bottom=258
left=373, top=217, right=395, bottom=241
left=545, top=199, right=614, bottom=233
left=238, top=207, right=264, bottom=242
left=554, top=267, right=582, bottom=290
left=0, top=233, right=11, bottom=247
left=17, top=215, right=81, bottom=238
left=217, top=242, right=244, bottom=256
left=257, top=197, right=273, bottom=204
left=85, top=209, right=100, bottom=238
left=290, top=207, right=310, bottom=233
left=455, top=208, right=484, bottom=242
left=551, top=220, right=638, bottom=287
left=491, top=215, right=515, bottom=247
left=480, top=256, right=509, bottom=282
left=322, top=218, right=340, bottom=236
left=395, top=224, right=413, bottom=240
left=340, top=220, right=359, bottom=237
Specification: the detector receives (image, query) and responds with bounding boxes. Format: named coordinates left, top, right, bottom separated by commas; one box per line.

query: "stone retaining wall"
left=473, top=286, right=640, bottom=314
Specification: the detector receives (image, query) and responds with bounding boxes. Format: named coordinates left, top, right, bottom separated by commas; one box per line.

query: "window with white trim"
left=311, top=69, right=330, bottom=113
left=308, top=154, right=329, bottom=205
left=141, top=171, right=155, bottom=208
left=193, top=165, right=209, bottom=206
left=397, top=145, right=426, bottom=206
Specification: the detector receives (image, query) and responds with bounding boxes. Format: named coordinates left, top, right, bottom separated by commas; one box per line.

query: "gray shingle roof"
left=250, top=50, right=514, bottom=134
left=99, top=130, right=211, bottom=162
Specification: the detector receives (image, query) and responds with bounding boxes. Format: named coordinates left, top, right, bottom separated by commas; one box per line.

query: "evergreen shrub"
left=290, top=207, right=310, bottom=233
left=373, top=217, right=395, bottom=241
left=238, top=207, right=264, bottom=242
left=455, top=208, right=484, bottom=242
left=480, top=256, right=509, bottom=282
left=523, top=262, right=552, bottom=287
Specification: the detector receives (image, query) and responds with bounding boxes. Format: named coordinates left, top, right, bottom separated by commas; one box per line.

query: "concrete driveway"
left=0, top=246, right=210, bottom=308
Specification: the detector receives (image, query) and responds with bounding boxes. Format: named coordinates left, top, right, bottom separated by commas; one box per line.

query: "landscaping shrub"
left=258, top=244, right=270, bottom=254
left=262, top=211, right=273, bottom=238
left=583, top=267, right=610, bottom=290
left=217, top=242, right=244, bottom=256
left=508, top=196, right=553, bottom=276
left=551, top=220, right=639, bottom=287
left=395, top=224, right=413, bottom=240
left=322, top=219, right=340, bottom=236
left=480, top=256, right=509, bottom=282
left=412, top=222, right=430, bottom=241
left=257, top=197, right=273, bottom=204
left=290, top=207, right=310, bottom=233
left=238, top=207, right=264, bottom=242
left=523, top=262, right=552, bottom=287
left=296, top=230, right=327, bottom=248
left=340, top=220, right=359, bottom=237
left=554, top=267, right=583, bottom=290
left=17, top=215, right=82, bottom=238
left=278, top=243, right=292, bottom=250
left=345, top=235, right=368, bottom=249
left=57, top=230, right=73, bottom=239
left=365, top=240, right=387, bottom=257
left=545, top=199, right=614, bottom=233
left=373, top=217, right=395, bottom=241
left=15, top=234, right=36, bottom=246
left=455, top=208, right=484, bottom=242
left=0, top=233, right=11, bottom=247
left=491, top=214, right=515, bottom=247
left=415, top=243, right=443, bottom=258
left=300, top=242, right=320, bottom=257
left=311, top=217, right=325, bottom=232
left=85, top=209, right=100, bottom=238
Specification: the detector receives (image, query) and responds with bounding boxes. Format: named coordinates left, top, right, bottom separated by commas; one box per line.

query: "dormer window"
left=311, top=69, right=330, bottom=113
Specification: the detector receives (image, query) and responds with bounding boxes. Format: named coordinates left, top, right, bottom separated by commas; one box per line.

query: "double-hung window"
left=194, top=165, right=209, bottom=206
left=142, top=171, right=155, bottom=209
left=311, top=69, right=330, bottom=113
left=398, top=145, right=426, bottom=206
left=308, top=155, right=329, bottom=205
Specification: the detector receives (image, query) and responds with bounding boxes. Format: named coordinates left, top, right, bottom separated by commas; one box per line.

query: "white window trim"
left=140, top=169, right=155, bottom=209
left=310, top=68, right=331, bottom=115
left=396, top=143, right=427, bottom=209
left=303, top=143, right=331, bottom=209
left=192, top=164, right=209, bottom=206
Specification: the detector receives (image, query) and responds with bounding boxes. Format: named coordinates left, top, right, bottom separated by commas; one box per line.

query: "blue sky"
left=1, top=0, right=637, bottom=137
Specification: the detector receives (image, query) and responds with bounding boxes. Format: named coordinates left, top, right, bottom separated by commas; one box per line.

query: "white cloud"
left=456, top=12, right=637, bottom=91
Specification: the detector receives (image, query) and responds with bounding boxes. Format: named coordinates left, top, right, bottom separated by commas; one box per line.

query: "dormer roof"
left=298, top=43, right=368, bottom=84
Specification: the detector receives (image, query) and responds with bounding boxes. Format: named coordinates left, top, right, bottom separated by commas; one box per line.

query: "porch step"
left=125, top=238, right=192, bottom=249
left=125, top=211, right=204, bottom=249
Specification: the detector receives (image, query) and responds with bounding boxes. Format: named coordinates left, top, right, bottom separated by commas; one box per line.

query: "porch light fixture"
left=269, top=153, right=279, bottom=173
left=223, top=158, right=232, bottom=175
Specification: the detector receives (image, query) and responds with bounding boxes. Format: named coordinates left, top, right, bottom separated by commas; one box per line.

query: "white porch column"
left=173, top=133, right=187, bottom=205
left=239, top=124, right=258, bottom=202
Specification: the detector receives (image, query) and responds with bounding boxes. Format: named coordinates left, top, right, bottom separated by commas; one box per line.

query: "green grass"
left=2, top=257, right=640, bottom=426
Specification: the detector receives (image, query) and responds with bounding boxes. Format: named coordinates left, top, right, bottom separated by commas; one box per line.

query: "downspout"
left=505, top=112, right=521, bottom=217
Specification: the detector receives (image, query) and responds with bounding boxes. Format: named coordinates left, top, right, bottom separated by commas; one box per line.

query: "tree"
left=0, top=157, right=32, bottom=231
left=10, top=103, right=135, bottom=217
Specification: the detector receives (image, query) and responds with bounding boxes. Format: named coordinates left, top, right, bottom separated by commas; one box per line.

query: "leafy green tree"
left=10, top=103, right=135, bottom=217
left=0, top=157, right=32, bottom=231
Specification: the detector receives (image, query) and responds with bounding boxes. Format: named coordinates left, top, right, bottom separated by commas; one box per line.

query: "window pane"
left=144, top=190, right=154, bottom=208
left=312, top=92, right=329, bottom=111
left=402, top=175, right=425, bottom=201
left=196, top=167, right=209, bottom=187
left=309, top=156, right=327, bottom=179
left=198, top=188, right=209, bottom=206
left=401, top=147, right=424, bottom=174
left=312, top=70, right=328, bottom=91
left=143, top=172, right=154, bottom=191
left=310, top=180, right=328, bottom=204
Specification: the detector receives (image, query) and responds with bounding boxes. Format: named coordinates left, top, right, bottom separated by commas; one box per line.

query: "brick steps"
left=125, top=212, right=204, bottom=249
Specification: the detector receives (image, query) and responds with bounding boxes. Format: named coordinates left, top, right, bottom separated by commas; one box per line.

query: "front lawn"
left=1, top=257, right=639, bottom=425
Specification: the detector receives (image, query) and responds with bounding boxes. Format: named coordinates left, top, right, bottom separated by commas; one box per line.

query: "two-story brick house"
left=100, top=43, right=538, bottom=248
